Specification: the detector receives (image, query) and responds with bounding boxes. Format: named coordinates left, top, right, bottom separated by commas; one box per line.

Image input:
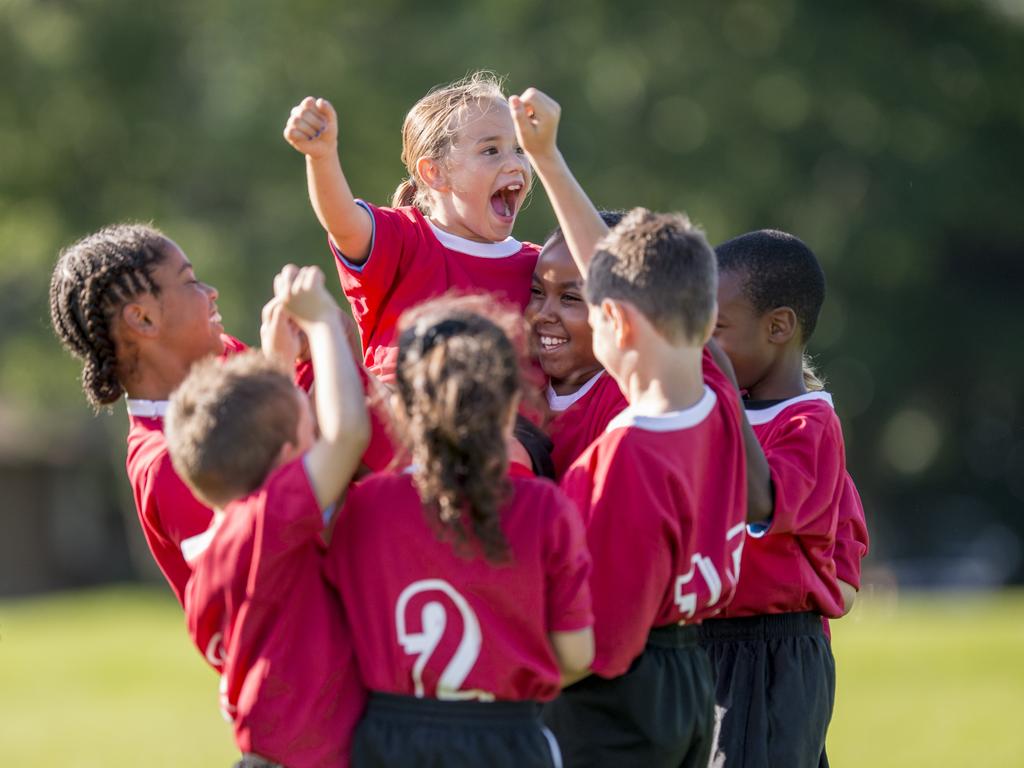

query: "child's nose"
left=205, top=282, right=219, bottom=301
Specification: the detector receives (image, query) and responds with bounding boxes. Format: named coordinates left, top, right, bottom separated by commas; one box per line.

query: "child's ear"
left=416, top=156, right=448, bottom=192
left=604, top=299, right=633, bottom=348
left=120, top=297, right=160, bottom=338
left=766, top=306, right=798, bottom=345
left=700, top=302, right=719, bottom=345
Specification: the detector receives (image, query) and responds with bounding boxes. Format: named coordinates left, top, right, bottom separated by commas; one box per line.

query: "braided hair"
left=49, top=223, right=170, bottom=409
left=395, top=307, right=520, bottom=563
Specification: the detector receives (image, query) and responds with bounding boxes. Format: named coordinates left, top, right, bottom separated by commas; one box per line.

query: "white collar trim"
left=181, top=517, right=222, bottom=564
left=605, top=386, right=717, bottom=433
left=547, top=370, right=606, bottom=412
left=744, top=391, right=834, bottom=426
left=426, top=219, right=523, bottom=258
left=126, top=398, right=169, bottom=418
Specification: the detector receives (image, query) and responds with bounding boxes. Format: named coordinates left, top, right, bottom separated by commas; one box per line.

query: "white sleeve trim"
left=333, top=200, right=376, bottom=273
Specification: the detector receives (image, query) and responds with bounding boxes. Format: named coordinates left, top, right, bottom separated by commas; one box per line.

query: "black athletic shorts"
left=352, top=693, right=562, bottom=768
left=697, top=611, right=836, bottom=768
left=543, top=623, right=715, bottom=768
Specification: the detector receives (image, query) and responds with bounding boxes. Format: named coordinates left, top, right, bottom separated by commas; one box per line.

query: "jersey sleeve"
left=150, top=452, right=214, bottom=548
left=562, top=436, right=674, bottom=678
left=543, top=488, right=593, bottom=633
left=245, top=459, right=325, bottom=602
left=762, top=408, right=845, bottom=538
left=330, top=202, right=420, bottom=335
left=833, top=474, right=869, bottom=588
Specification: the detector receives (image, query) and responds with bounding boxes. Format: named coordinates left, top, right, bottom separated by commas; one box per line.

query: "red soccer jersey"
left=834, top=472, right=869, bottom=589
left=560, top=352, right=748, bottom=678
left=183, top=459, right=365, bottom=767
left=331, top=201, right=539, bottom=382
left=324, top=472, right=592, bottom=702
left=720, top=392, right=847, bottom=619
left=546, top=370, right=628, bottom=480
left=122, top=334, right=247, bottom=604
left=295, top=358, right=398, bottom=473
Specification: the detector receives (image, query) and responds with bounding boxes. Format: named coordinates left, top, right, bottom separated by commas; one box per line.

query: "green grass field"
left=1, top=585, right=1022, bottom=766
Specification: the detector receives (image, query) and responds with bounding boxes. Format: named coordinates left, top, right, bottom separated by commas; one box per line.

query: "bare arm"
left=706, top=338, right=773, bottom=524
left=510, top=89, right=608, bottom=276
left=550, top=627, right=595, bottom=687
left=284, top=97, right=373, bottom=264
left=838, top=579, right=857, bottom=617
left=276, top=265, right=370, bottom=509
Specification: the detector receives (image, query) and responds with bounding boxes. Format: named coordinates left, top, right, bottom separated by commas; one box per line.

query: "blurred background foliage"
left=1, top=0, right=1022, bottom=589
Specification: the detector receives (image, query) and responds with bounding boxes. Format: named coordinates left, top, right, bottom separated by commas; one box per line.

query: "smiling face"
left=525, top=237, right=602, bottom=394
left=430, top=98, right=531, bottom=243
left=713, top=269, right=773, bottom=392
left=149, top=240, right=225, bottom=364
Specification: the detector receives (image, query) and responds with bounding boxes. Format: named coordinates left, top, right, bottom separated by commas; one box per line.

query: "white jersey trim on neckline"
left=181, top=518, right=222, bottom=564
left=426, top=219, right=523, bottom=258
left=126, top=398, right=170, bottom=418
left=605, top=386, right=717, bottom=433
left=744, top=391, right=834, bottom=426
left=547, top=370, right=606, bottom=413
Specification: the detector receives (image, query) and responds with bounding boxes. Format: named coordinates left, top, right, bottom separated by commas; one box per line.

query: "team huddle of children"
left=50, top=71, right=868, bottom=768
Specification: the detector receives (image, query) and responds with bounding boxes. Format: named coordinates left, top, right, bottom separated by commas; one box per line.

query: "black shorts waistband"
left=696, top=611, right=824, bottom=642
left=647, top=622, right=700, bottom=648
left=365, top=692, right=542, bottom=726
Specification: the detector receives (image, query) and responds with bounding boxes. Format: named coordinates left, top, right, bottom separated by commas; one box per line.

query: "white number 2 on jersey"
left=673, top=523, right=746, bottom=621
left=395, top=579, right=494, bottom=701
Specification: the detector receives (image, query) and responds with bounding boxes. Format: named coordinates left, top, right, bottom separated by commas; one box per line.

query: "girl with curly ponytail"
left=49, top=223, right=238, bottom=604
left=324, top=297, right=595, bottom=768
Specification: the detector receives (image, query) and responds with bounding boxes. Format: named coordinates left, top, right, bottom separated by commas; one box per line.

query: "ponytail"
left=802, top=352, right=826, bottom=392
left=49, top=224, right=168, bottom=410
left=395, top=309, right=520, bottom=562
left=392, top=177, right=419, bottom=209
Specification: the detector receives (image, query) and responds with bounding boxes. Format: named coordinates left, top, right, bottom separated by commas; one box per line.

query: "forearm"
left=306, top=151, right=371, bottom=263
left=305, top=316, right=370, bottom=506
left=529, top=150, right=608, bottom=275
left=743, top=418, right=774, bottom=524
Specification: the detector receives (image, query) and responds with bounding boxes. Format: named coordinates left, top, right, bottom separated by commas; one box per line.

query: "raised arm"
left=276, top=265, right=370, bottom=509
left=284, top=97, right=373, bottom=264
left=509, top=89, right=608, bottom=276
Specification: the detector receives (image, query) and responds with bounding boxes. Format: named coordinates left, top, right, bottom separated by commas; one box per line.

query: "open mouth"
left=490, top=182, right=524, bottom=221
left=538, top=334, right=569, bottom=352
left=210, top=310, right=223, bottom=325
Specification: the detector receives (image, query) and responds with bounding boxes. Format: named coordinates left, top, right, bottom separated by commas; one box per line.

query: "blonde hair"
left=802, top=353, right=826, bottom=391
left=392, top=71, right=508, bottom=212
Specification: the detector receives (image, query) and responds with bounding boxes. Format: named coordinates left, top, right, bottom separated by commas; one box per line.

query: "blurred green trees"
left=2, top=0, right=1022, bottom=580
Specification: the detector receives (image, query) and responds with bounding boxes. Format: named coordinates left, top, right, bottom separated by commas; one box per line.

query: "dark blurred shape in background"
left=1, top=0, right=1021, bottom=595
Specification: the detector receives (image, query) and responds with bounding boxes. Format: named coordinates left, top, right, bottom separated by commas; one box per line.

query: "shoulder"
left=747, top=392, right=841, bottom=432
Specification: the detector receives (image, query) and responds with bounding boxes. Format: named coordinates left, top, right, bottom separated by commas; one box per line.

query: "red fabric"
left=332, top=203, right=539, bottom=382
left=833, top=472, right=869, bottom=589
left=325, top=472, right=592, bottom=702
left=560, top=352, right=748, bottom=678
left=721, top=395, right=847, bottom=619
left=125, top=416, right=213, bottom=605
left=547, top=372, right=628, bottom=480
left=122, top=334, right=246, bottom=604
left=184, top=459, right=365, bottom=767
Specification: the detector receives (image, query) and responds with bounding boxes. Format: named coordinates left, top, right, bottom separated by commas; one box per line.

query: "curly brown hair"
left=49, top=223, right=170, bottom=409
left=394, top=299, right=522, bottom=562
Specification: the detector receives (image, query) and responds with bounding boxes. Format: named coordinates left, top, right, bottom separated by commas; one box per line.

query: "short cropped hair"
left=585, top=207, right=718, bottom=343
left=165, top=351, right=300, bottom=505
left=545, top=209, right=626, bottom=245
left=714, top=229, right=825, bottom=343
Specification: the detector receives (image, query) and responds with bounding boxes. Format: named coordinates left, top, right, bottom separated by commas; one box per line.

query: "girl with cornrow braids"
left=324, top=297, right=594, bottom=768
left=49, top=223, right=250, bottom=605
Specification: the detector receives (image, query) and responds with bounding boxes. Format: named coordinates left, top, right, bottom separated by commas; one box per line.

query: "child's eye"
left=562, top=294, right=581, bottom=304
left=515, top=145, right=525, bottom=155
left=482, top=146, right=498, bottom=155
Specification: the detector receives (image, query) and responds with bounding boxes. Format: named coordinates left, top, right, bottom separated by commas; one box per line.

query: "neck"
left=550, top=364, right=603, bottom=396
left=745, top=346, right=808, bottom=401
left=120, top=350, right=194, bottom=402
left=612, top=338, right=705, bottom=415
